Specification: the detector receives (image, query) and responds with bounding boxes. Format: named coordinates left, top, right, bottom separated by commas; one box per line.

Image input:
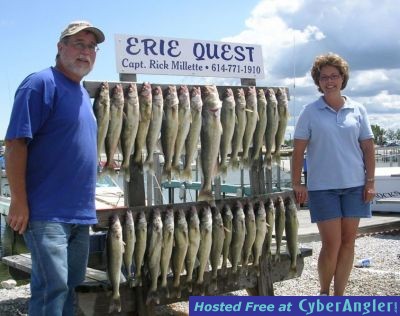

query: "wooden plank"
left=94, top=191, right=295, bottom=229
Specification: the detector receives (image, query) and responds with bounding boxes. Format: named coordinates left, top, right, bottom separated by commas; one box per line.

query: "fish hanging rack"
left=83, top=80, right=290, bottom=100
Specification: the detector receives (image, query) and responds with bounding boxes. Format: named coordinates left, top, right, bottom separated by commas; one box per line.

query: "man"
left=5, top=21, right=105, bottom=315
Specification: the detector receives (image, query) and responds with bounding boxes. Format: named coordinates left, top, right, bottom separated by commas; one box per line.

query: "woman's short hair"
left=311, top=53, right=349, bottom=93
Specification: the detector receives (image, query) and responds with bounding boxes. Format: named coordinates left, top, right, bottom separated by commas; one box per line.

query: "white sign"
left=115, top=34, right=265, bottom=79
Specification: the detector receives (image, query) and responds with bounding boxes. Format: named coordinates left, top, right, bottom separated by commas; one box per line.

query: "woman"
left=292, top=53, right=375, bottom=296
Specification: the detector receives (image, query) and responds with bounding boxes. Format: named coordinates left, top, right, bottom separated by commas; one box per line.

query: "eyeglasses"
left=319, top=74, right=341, bottom=82
left=67, top=41, right=99, bottom=53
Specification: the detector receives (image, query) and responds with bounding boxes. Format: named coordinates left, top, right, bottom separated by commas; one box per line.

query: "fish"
left=185, top=206, right=200, bottom=293
left=104, top=84, right=124, bottom=170
left=171, top=208, right=188, bottom=298
left=264, top=197, right=275, bottom=256
left=221, top=204, right=233, bottom=275
left=106, top=214, right=124, bottom=313
left=263, top=88, right=279, bottom=169
left=251, top=88, right=268, bottom=164
left=196, top=205, right=213, bottom=295
left=123, top=210, right=135, bottom=280
left=172, top=85, right=191, bottom=177
left=273, top=88, right=289, bottom=165
left=241, top=86, right=258, bottom=167
left=284, top=196, right=299, bottom=275
left=253, top=201, right=267, bottom=276
left=93, top=81, right=110, bottom=162
left=219, top=88, right=236, bottom=178
left=210, top=204, right=225, bottom=290
left=133, top=82, right=152, bottom=166
left=133, top=211, right=147, bottom=287
left=181, top=87, right=203, bottom=181
left=242, top=202, right=257, bottom=271
left=230, top=201, right=246, bottom=274
left=198, top=85, right=222, bottom=201
left=274, top=196, right=286, bottom=262
left=143, top=86, right=164, bottom=173
left=230, top=88, right=247, bottom=169
left=160, top=208, right=174, bottom=298
left=161, top=86, right=179, bottom=181
left=120, top=83, right=140, bottom=181
left=146, top=208, right=163, bottom=304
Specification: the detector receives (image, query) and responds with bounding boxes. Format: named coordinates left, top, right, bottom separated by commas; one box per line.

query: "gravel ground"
left=1, top=233, right=399, bottom=315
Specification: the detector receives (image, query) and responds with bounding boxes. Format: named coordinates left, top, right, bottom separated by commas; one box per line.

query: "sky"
left=1, top=0, right=399, bottom=139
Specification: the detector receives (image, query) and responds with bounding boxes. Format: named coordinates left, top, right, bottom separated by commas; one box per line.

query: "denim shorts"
left=308, top=185, right=371, bottom=223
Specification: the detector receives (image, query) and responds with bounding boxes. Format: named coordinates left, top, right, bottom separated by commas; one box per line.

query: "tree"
left=371, top=124, right=385, bottom=145
left=386, top=129, right=395, bottom=141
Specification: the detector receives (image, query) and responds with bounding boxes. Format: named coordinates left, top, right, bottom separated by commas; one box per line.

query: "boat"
left=372, top=167, right=400, bottom=213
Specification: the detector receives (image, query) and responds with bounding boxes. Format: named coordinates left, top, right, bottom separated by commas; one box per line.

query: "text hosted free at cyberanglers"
left=189, top=296, right=398, bottom=315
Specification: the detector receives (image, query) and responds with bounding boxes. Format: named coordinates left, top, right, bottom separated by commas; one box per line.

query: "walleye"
left=185, top=206, right=200, bottom=293
left=285, top=196, right=299, bottom=275
left=264, top=197, right=275, bottom=256
left=230, top=201, right=246, bottom=274
left=133, top=82, right=152, bottom=165
left=242, top=202, right=256, bottom=271
left=230, top=88, right=247, bottom=169
left=161, top=86, right=179, bottom=181
left=172, top=209, right=188, bottom=298
left=274, top=196, right=286, bottom=262
left=172, top=86, right=191, bottom=177
left=263, top=88, right=279, bottom=169
left=273, top=88, right=289, bottom=164
left=104, top=84, right=124, bottom=170
left=210, top=204, right=225, bottom=290
left=251, top=88, right=268, bottom=164
left=198, top=85, right=222, bottom=201
left=241, top=86, right=258, bottom=167
left=181, top=87, right=203, bottom=181
left=196, top=205, right=213, bottom=295
left=219, top=88, right=236, bottom=178
left=106, top=214, right=124, bottom=313
left=144, top=86, right=164, bottom=173
left=93, top=82, right=110, bottom=162
left=160, top=208, right=174, bottom=298
left=133, top=211, right=147, bottom=287
left=121, top=83, right=140, bottom=180
left=253, top=201, right=267, bottom=276
left=146, top=208, right=163, bottom=304
left=123, top=210, right=135, bottom=281
left=221, top=204, right=233, bottom=275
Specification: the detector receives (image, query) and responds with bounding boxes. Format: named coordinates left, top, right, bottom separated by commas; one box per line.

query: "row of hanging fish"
left=105, top=195, right=298, bottom=310
left=93, top=83, right=289, bottom=198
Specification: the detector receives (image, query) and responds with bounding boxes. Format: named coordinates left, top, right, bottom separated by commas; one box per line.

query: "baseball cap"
left=60, top=21, right=105, bottom=44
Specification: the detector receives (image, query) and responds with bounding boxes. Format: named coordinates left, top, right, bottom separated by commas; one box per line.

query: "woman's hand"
left=364, top=182, right=375, bottom=203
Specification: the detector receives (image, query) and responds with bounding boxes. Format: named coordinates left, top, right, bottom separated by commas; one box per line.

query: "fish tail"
left=109, top=295, right=121, bottom=313
left=198, top=188, right=213, bottom=202
left=218, top=163, right=228, bottom=179
left=123, top=166, right=131, bottom=182
left=264, top=154, right=272, bottom=170
left=181, top=167, right=192, bottom=181
left=171, top=164, right=181, bottom=179
left=143, top=160, right=155, bottom=175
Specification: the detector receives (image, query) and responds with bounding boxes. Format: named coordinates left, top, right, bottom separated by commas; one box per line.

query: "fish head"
left=188, top=206, right=200, bottom=227
left=98, top=81, right=109, bottom=97
left=234, top=88, right=246, bottom=110
left=109, top=214, right=122, bottom=236
left=190, top=87, right=203, bottom=111
left=125, top=210, right=134, bottom=225
left=222, top=204, right=233, bottom=219
left=164, top=85, right=179, bottom=110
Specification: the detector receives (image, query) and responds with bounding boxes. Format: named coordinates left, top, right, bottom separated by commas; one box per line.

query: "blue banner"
left=189, top=296, right=399, bottom=316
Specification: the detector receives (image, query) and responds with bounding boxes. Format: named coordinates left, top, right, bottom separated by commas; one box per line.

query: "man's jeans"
left=23, top=222, right=90, bottom=316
